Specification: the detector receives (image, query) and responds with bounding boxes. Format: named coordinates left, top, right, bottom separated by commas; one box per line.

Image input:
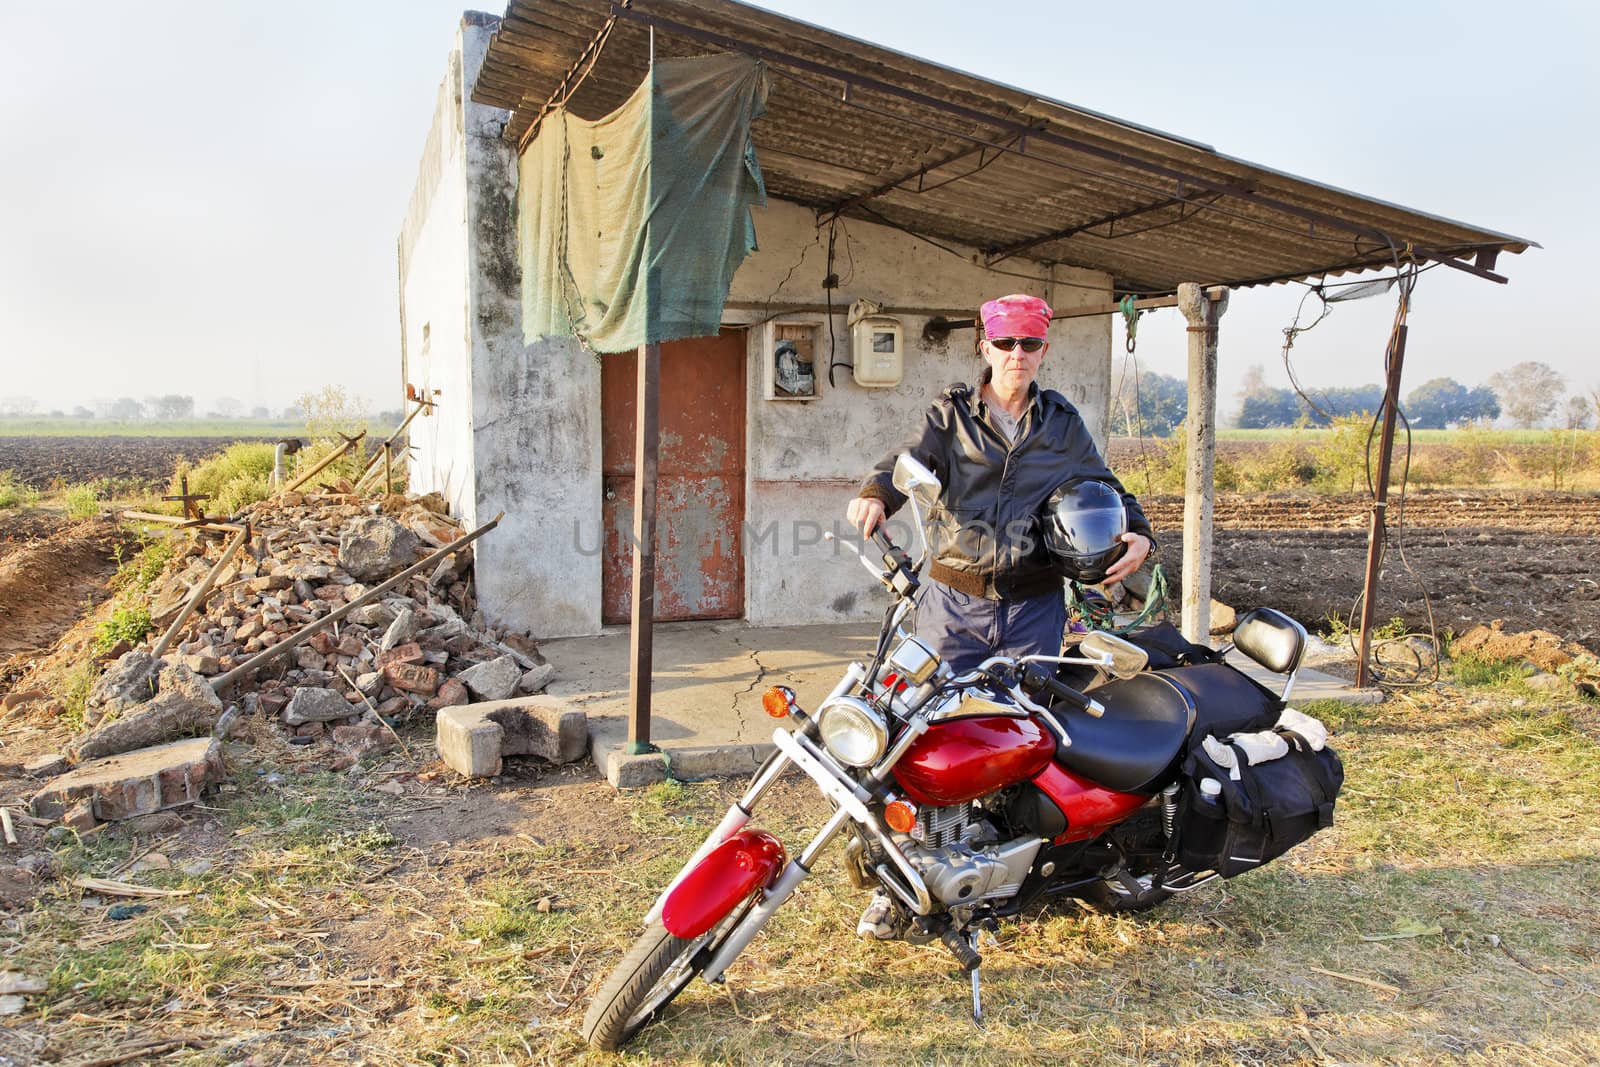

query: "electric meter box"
left=851, top=316, right=904, bottom=387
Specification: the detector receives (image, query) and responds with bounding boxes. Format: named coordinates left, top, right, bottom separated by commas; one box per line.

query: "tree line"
left=1112, top=359, right=1597, bottom=434
left=0, top=395, right=404, bottom=424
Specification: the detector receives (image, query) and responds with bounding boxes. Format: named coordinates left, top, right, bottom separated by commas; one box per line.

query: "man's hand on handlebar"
left=847, top=497, right=886, bottom=538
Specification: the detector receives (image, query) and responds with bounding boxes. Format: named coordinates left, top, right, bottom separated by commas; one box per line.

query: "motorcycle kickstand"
left=969, top=949, right=984, bottom=1028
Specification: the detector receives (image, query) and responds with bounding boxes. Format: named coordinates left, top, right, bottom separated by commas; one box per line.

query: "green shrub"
left=1443, top=422, right=1508, bottom=485
left=0, top=470, right=39, bottom=509
left=290, top=436, right=370, bottom=489
left=57, top=660, right=101, bottom=732
left=94, top=603, right=153, bottom=654
left=1309, top=415, right=1374, bottom=493
left=63, top=483, right=100, bottom=519
left=1510, top=430, right=1597, bottom=491
left=1238, top=443, right=1316, bottom=491
left=112, top=535, right=177, bottom=594
left=169, top=441, right=276, bottom=518
left=1137, top=422, right=1238, bottom=493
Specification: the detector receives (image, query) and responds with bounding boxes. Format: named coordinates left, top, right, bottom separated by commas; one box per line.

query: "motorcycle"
left=582, top=454, right=1342, bottom=1050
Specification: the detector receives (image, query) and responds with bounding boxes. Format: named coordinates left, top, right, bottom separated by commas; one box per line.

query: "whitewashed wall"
left=401, top=22, right=1114, bottom=638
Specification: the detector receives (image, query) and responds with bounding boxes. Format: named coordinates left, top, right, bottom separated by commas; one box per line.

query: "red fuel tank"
left=893, top=716, right=1056, bottom=807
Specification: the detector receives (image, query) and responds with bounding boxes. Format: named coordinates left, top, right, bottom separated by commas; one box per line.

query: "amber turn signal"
left=761, top=686, right=796, bottom=718
left=883, top=798, right=918, bottom=834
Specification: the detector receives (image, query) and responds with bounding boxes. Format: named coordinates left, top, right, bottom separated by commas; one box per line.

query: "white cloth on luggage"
left=1202, top=731, right=1290, bottom=780
left=1275, top=707, right=1328, bottom=750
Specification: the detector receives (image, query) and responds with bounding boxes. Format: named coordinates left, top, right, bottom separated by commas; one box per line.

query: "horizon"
left=1, top=1, right=1592, bottom=418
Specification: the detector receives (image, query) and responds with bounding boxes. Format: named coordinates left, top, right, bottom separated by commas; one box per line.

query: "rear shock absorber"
left=1161, top=783, right=1179, bottom=839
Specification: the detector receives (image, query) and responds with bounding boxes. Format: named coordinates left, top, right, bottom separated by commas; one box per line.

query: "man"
left=847, top=293, right=1154, bottom=675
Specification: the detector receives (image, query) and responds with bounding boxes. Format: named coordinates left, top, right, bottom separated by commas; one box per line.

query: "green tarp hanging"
left=519, top=53, right=768, bottom=354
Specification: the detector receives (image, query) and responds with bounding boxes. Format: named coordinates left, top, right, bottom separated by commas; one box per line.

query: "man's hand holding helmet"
left=1042, top=479, right=1151, bottom=586
left=1101, top=530, right=1152, bottom=585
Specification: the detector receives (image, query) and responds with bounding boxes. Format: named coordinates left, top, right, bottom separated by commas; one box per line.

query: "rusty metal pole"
left=627, top=341, right=662, bottom=754
left=1356, top=325, right=1409, bottom=688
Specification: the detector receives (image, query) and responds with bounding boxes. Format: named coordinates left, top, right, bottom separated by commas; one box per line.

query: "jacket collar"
left=974, top=366, right=1043, bottom=419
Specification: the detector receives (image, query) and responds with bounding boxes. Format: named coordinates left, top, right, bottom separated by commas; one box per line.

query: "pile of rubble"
left=144, top=491, right=553, bottom=720
left=23, top=489, right=586, bottom=831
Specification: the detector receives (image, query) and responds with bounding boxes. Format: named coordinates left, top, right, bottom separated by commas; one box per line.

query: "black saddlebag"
left=1174, top=737, right=1344, bottom=878
left=1119, top=621, right=1226, bottom=669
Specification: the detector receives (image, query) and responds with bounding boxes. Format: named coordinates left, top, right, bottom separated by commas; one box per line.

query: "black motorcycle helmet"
left=1042, top=479, right=1128, bottom=584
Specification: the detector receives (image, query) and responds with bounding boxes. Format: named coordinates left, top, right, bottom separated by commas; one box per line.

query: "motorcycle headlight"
left=816, top=696, right=888, bottom=768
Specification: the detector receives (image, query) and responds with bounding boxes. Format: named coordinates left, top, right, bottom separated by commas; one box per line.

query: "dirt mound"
left=0, top=516, right=130, bottom=660
left=1449, top=621, right=1589, bottom=673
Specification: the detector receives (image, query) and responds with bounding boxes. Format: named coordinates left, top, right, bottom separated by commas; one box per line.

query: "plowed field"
left=1141, top=491, right=1600, bottom=652
left=0, top=435, right=274, bottom=489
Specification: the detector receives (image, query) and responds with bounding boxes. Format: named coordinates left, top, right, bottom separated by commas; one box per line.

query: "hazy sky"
left=1, top=1, right=1594, bottom=418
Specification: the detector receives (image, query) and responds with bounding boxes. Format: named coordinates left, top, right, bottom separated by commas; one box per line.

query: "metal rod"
left=608, top=5, right=1515, bottom=285
left=984, top=195, right=1192, bottom=264
left=925, top=287, right=1228, bottom=334
left=211, top=512, right=502, bottom=695
left=150, top=524, right=250, bottom=660
left=284, top=431, right=367, bottom=495
left=1356, top=324, right=1409, bottom=688
left=122, top=511, right=244, bottom=535
left=355, top=399, right=431, bottom=489
left=817, top=141, right=994, bottom=220
left=627, top=340, right=661, bottom=753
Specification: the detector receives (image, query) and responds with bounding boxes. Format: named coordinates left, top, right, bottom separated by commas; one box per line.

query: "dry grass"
left=6, top=674, right=1600, bottom=1064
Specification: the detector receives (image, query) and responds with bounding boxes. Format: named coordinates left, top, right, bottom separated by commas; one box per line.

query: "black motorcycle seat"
left=1043, top=672, right=1196, bottom=794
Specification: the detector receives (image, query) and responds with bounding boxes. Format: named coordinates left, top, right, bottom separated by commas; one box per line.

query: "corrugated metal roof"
left=471, top=0, right=1534, bottom=296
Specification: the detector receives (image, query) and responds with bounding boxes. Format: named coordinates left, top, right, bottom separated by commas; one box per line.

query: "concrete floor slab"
left=541, top=621, right=879, bottom=786
left=542, top=620, right=1382, bottom=788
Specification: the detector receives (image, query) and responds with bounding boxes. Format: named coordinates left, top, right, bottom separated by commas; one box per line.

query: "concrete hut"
left=397, top=2, right=1531, bottom=645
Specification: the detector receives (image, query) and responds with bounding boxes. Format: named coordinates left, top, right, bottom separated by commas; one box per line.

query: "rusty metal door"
left=601, top=328, right=746, bottom=623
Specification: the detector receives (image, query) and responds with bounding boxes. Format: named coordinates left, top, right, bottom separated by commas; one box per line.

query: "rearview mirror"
left=1079, top=631, right=1149, bottom=679
left=892, top=454, right=941, bottom=511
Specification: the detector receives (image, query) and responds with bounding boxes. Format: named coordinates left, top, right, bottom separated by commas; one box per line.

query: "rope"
left=1068, top=564, right=1170, bottom=635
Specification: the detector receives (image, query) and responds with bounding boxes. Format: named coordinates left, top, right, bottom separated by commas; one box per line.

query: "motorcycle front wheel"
left=582, top=899, right=753, bottom=1050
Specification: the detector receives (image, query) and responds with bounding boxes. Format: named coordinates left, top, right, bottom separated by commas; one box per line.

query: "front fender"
left=660, top=829, right=787, bottom=939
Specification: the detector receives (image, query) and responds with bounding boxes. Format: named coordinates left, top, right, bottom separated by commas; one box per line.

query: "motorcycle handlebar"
left=1019, top=663, right=1106, bottom=718
left=869, top=527, right=918, bottom=598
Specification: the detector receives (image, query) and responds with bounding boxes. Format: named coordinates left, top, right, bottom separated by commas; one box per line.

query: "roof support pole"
left=1355, top=323, right=1409, bottom=688
left=1177, top=283, right=1228, bottom=644
left=626, top=339, right=662, bottom=754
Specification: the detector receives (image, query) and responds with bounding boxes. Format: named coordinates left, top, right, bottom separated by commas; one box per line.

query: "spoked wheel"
left=582, top=900, right=753, bottom=1051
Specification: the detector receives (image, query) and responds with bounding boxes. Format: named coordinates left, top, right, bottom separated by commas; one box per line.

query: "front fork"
left=643, top=721, right=938, bottom=986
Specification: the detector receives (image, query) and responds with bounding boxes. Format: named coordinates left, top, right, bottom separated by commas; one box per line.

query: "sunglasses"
left=987, top=336, right=1046, bottom=353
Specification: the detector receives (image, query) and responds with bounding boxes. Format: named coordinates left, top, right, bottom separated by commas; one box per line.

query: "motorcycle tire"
left=582, top=900, right=752, bottom=1050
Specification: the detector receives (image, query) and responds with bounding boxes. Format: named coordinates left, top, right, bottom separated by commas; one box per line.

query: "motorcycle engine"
left=900, top=803, right=1042, bottom=907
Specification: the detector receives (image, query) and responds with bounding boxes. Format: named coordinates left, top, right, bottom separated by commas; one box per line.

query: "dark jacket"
left=858, top=381, right=1154, bottom=600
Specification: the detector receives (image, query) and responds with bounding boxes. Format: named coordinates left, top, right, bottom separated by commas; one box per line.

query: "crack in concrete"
left=727, top=632, right=805, bottom=742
